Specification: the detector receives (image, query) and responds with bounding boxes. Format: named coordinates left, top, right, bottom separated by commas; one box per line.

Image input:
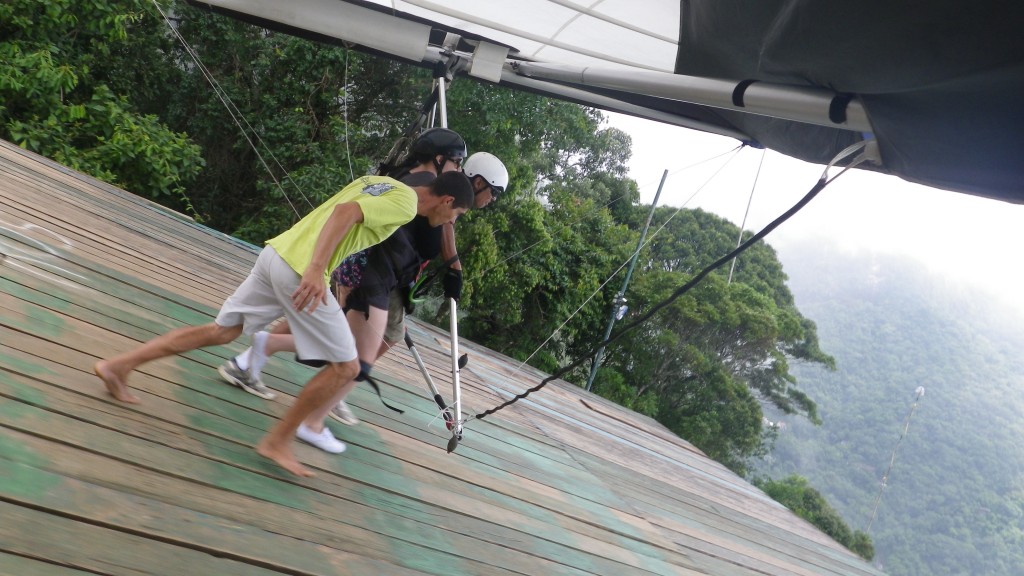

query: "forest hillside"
left=757, top=240, right=1024, bottom=576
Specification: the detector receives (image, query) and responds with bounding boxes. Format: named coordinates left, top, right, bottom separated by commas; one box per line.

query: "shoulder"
left=352, top=175, right=414, bottom=198
left=349, top=177, right=416, bottom=211
left=352, top=176, right=416, bottom=229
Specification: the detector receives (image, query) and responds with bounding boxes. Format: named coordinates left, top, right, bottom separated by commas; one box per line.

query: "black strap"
left=732, top=79, right=758, bottom=107
left=829, top=93, right=854, bottom=124
left=360, top=372, right=404, bottom=414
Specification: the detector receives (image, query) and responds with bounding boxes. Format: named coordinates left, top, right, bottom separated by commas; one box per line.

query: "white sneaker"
left=328, top=400, right=360, bottom=426
left=295, top=423, right=346, bottom=454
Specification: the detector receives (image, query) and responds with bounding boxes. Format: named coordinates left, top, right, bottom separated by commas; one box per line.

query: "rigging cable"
left=480, top=143, right=744, bottom=276
left=865, top=385, right=926, bottom=533
left=342, top=45, right=355, bottom=182
left=728, top=147, right=766, bottom=284
left=151, top=1, right=315, bottom=217
left=475, top=141, right=876, bottom=421
left=469, top=146, right=746, bottom=403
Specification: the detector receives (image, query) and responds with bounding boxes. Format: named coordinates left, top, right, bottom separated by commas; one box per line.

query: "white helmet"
left=463, top=152, right=508, bottom=196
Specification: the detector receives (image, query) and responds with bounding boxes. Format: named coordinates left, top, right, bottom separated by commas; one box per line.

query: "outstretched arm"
left=440, top=220, right=461, bottom=271
left=440, top=220, right=463, bottom=301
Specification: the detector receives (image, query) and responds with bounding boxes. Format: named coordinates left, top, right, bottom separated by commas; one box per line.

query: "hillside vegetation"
left=759, top=241, right=1024, bottom=575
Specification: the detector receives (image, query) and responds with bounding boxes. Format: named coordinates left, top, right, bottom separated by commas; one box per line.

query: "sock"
left=250, top=331, right=270, bottom=377
left=235, top=348, right=252, bottom=371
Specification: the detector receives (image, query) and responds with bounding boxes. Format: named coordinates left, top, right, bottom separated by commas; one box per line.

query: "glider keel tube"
left=514, top=61, right=872, bottom=133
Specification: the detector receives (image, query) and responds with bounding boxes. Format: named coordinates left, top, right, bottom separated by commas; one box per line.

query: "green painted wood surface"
left=0, top=139, right=884, bottom=575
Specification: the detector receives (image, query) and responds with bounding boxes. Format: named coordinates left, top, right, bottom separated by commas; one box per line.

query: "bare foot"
left=94, top=360, right=140, bottom=404
left=256, top=438, right=314, bottom=478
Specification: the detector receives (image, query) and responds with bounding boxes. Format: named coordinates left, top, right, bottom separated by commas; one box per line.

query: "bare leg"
left=374, top=291, right=403, bottom=362
left=303, top=306, right=387, bottom=430
left=264, top=333, right=297, bottom=356
left=96, top=323, right=242, bottom=403
left=374, top=340, right=389, bottom=362
left=232, top=331, right=295, bottom=379
left=270, top=318, right=292, bottom=335
left=374, top=338, right=398, bottom=362
left=242, top=332, right=298, bottom=384
left=349, top=307, right=388, bottom=366
left=304, top=377, right=360, bottom=432
left=257, top=358, right=359, bottom=476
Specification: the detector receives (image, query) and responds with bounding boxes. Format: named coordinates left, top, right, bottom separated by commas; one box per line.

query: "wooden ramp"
left=0, top=140, right=883, bottom=576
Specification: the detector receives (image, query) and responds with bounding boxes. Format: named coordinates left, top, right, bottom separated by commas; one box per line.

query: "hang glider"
left=186, top=0, right=1024, bottom=203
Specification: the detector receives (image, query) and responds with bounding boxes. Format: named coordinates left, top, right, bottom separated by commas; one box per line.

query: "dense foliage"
left=4, top=0, right=837, bottom=477
left=759, top=242, right=1024, bottom=575
left=0, top=0, right=203, bottom=213
left=754, top=474, right=874, bottom=560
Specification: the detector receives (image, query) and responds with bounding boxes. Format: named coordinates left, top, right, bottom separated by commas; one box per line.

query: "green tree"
left=590, top=208, right=833, bottom=472
left=760, top=244, right=1024, bottom=575
left=755, top=475, right=874, bottom=561
left=0, top=0, right=203, bottom=213
left=437, top=89, right=640, bottom=370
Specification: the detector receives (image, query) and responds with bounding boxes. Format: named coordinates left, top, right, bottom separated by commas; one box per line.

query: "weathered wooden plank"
left=0, top=551, right=109, bottom=576
left=0, top=501, right=289, bottom=576
left=0, top=282, right=653, bottom=537
left=0, top=408, right=674, bottom=576
left=0, top=216, right=223, bottom=321
left=0, top=142, right=256, bottom=272
left=0, top=291, right=605, bottom=504
left=0, top=344, right=696, bottom=573
left=565, top=446, right=876, bottom=576
left=0, top=427, right=513, bottom=576
left=0, top=286, right=823, bottom=573
left=0, top=199, right=237, bottom=304
left=0, top=348, right=694, bottom=575
left=0, top=458, right=457, bottom=576
left=0, top=174, right=246, bottom=303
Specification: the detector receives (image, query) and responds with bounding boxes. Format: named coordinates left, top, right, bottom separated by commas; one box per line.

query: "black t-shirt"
left=346, top=171, right=445, bottom=310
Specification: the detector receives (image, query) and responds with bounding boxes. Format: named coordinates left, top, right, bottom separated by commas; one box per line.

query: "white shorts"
left=215, top=246, right=357, bottom=364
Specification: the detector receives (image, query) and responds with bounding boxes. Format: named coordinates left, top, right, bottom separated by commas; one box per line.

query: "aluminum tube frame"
left=513, top=61, right=872, bottom=133
left=448, top=298, right=463, bottom=442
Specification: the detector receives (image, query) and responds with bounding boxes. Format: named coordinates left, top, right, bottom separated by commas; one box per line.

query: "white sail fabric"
left=368, top=0, right=680, bottom=71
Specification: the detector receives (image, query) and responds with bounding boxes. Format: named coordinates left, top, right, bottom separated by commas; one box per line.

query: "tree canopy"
left=0, top=0, right=204, bottom=212
left=754, top=474, right=874, bottom=561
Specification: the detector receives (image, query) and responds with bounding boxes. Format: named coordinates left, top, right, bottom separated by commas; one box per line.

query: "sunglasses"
left=473, top=178, right=503, bottom=200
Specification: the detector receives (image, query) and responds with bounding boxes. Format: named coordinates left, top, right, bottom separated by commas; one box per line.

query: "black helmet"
left=408, top=128, right=467, bottom=163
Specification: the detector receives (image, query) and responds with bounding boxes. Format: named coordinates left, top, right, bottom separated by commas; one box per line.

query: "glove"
left=443, top=267, right=463, bottom=301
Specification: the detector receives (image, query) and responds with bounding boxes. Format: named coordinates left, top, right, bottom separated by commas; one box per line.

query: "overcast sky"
left=604, top=112, right=1024, bottom=319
